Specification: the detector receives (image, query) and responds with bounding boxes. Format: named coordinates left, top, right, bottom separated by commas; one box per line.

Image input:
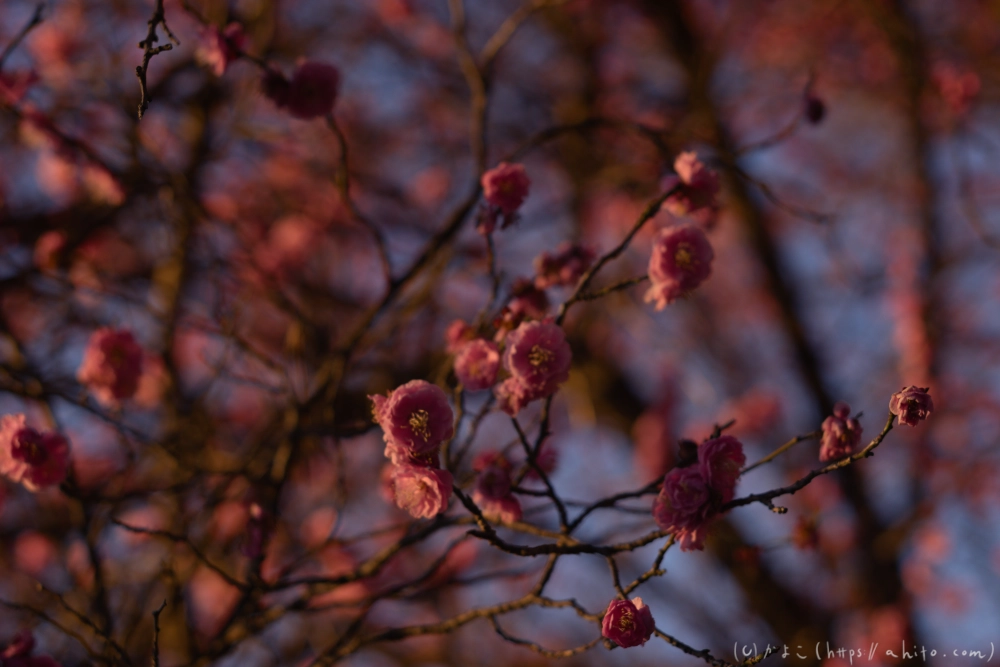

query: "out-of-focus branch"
left=0, top=3, right=44, bottom=70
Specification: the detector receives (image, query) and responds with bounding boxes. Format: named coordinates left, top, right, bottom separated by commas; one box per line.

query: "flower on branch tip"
left=663, top=151, right=720, bottom=218
left=197, top=22, right=246, bottom=76
left=494, top=320, right=571, bottom=416
left=889, top=386, right=933, bottom=427
left=453, top=338, right=500, bottom=392
left=533, top=242, right=596, bottom=289
left=644, top=224, right=714, bottom=310
left=390, top=463, right=453, bottom=519
left=263, top=61, right=340, bottom=119
left=481, top=162, right=530, bottom=217
left=601, top=597, right=655, bottom=648
left=652, top=465, right=713, bottom=551
left=77, top=328, right=144, bottom=406
left=698, top=434, right=745, bottom=504
left=820, top=401, right=862, bottom=461
left=471, top=452, right=522, bottom=524
left=370, top=380, right=454, bottom=464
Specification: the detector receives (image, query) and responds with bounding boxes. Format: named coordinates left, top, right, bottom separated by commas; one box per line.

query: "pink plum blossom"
left=264, top=61, right=340, bottom=119
left=197, top=23, right=246, bottom=76
left=644, top=224, right=714, bottom=309
left=495, top=320, right=572, bottom=416
left=0, top=415, right=70, bottom=492
left=370, top=380, right=455, bottom=463
left=652, top=465, right=713, bottom=551
left=391, top=463, right=453, bottom=518
left=889, top=386, right=934, bottom=427
left=698, top=435, right=745, bottom=504
left=533, top=243, right=596, bottom=289
left=76, top=328, right=144, bottom=406
left=663, top=152, right=720, bottom=218
left=453, top=338, right=500, bottom=391
left=601, top=597, right=655, bottom=648
left=0, top=70, right=38, bottom=105
left=525, top=440, right=558, bottom=480
left=507, top=278, right=550, bottom=320
left=471, top=454, right=522, bottom=524
left=820, top=401, right=863, bottom=461
left=481, top=162, right=530, bottom=215
left=445, top=319, right=475, bottom=353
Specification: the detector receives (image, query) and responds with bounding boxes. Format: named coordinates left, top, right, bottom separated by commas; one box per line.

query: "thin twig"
left=152, top=600, right=167, bottom=667
left=0, top=3, right=44, bottom=71
left=136, top=0, right=179, bottom=119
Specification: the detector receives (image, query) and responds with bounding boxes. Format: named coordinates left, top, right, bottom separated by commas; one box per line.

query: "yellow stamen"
left=528, top=345, right=553, bottom=368
left=409, top=409, right=432, bottom=441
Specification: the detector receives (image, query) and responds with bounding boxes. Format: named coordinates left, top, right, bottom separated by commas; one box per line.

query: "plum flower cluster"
left=663, top=151, right=720, bottom=224
left=533, top=243, right=596, bottom=289
left=653, top=435, right=745, bottom=551
left=495, top=320, right=572, bottom=416
left=0, top=415, right=70, bottom=492
left=644, top=223, right=715, bottom=310
left=477, top=162, right=530, bottom=233
left=371, top=380, right=455, bottom=518
left=889, top=386, right=933, bottom=426
left=601, top=597, right=655, bottom=648
left=471, top=452, right=522, bottom=524
left=77, top=328, right=144, bottom=406
left=263, top=61, right=340, bottom=119
left=820, top=401, right=863, bottom=461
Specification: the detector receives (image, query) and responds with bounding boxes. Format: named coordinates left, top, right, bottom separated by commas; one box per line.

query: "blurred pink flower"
left=1, top=629, right=61, bottom=667
left=197, top=23, right=246, bottom=76
left=445, top=319, right=475, bottom=353
left=932, top=63, right=979, bottom=116
left=453, top=338, right=500, bottom=391
left=698, top=435, right=745, bottom=503
left=77, top=328, right=144, bottom=406
left=391, top=463, right=453, bottom=518
left=525, top=440, right=559, bottom=480
left=652, top=465, right=713, bottom=551
left=601, top=597, right=655, bottom=648
left=644, top=224, right=714, bottom=309
left=481, top=162, right=530, bottom=215
left=133, top=354, right=167, bottom=409
left=663, top=152, right=720, bottom=217
left=370, top=380, right=454, bottom=463
left=819, top=401, right=862, bottom=461
left=264, top=61, right=341, bottom=119
left=0, top=415, right=70, bottom=491
left=507, top=278, right=550, bottom=320
left=33, top=230, right=67, bottom=272
left=471, top=454, right=522, bottom=524
left=533, top=242, right=595, bottom=289
left=0, top=70, right=39, bottom=105
left=889, top=386, right=933, bottom=427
